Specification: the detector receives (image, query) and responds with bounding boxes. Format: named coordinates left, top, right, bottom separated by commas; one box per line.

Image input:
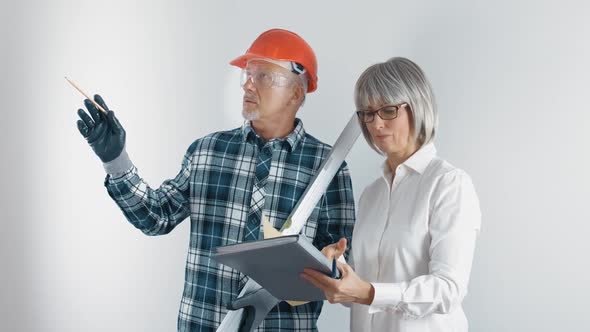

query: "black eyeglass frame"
left=356, top=103, right=408, bottom=123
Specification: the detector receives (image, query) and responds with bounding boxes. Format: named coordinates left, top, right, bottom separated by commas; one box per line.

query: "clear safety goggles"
left=240, top=67, right=297, bottom=89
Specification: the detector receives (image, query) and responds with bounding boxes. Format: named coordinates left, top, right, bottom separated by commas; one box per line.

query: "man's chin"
left=242, top=109, right=260, bottom=121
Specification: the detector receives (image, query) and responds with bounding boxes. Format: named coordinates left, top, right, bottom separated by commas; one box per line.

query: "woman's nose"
left=370, top=115, right=385, bottom=130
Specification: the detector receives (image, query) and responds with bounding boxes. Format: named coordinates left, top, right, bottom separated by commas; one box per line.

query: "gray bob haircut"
left=354, top=57, right=438, bottom=154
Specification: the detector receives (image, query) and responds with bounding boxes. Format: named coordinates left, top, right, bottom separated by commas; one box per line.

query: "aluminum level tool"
left=217, top=113, right=361, bottom=332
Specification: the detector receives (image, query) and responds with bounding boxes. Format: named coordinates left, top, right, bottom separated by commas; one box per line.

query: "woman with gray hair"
left=302, top=57, right=481, bottom=331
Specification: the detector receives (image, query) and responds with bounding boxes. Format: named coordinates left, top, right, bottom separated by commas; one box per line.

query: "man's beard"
left=242, top=108, right=260, bottom=121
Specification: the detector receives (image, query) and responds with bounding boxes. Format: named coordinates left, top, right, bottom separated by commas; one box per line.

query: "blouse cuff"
left=368, top=282, right=403, bottom=314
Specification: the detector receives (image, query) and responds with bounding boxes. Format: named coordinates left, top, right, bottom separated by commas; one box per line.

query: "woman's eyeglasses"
left=356, top=103, right=407, bottom=123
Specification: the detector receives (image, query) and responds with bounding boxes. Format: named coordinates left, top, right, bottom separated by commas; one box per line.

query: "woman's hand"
left=301, top=261, right=375, bottom=305
left=321, top=237, right=347, bottom=260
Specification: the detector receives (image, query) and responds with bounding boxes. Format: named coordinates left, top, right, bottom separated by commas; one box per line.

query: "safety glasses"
left=240, top=67, right=297, bottom=89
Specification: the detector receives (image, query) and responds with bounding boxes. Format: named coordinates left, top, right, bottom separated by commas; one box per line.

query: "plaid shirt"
left=105, top=119, right=355, bottom=331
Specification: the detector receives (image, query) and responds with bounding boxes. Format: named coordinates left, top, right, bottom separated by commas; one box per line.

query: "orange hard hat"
left=230, top=28, right=318, bottom=93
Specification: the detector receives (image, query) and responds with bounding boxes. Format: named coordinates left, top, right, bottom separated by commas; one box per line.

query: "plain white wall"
left=1, top=0, right=589, bottom=331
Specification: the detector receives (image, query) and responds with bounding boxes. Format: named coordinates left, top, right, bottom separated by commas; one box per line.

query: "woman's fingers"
left=300, top=272, right=323, bottom=289
left=321, top=237, right=348, bottom=260
left=334, top=238, right=347, bottom=256
left=301, top=268, right=335, bottom=289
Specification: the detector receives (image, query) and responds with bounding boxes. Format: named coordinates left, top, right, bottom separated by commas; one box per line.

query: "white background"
left=1, top=0, right=589, bottom=331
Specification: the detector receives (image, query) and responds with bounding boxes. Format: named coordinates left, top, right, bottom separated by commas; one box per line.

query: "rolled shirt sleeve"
left=104, top=141, right=196, bottom=236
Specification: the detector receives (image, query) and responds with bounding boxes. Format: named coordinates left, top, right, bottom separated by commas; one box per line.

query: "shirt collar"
left=404, top=143, right=437, bottom=174
left=380, top=143, right=437, bottom=177
left=241, top=118, right=306, bottom=152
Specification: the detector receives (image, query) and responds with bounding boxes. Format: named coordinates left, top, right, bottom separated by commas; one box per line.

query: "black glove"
left=227, top=287, right=279, bottom=332
left=76, top=94, right=125, bottom=163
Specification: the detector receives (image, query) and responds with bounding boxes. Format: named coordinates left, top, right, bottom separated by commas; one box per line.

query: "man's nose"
left=242, top=76, right=255, bottom=92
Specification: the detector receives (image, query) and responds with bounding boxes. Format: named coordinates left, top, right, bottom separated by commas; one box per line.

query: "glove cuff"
left=103, top=146, right=133, bottom=175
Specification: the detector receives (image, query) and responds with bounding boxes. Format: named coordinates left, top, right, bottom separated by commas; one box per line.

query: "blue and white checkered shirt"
left=104, top=119, right=356, bottom=331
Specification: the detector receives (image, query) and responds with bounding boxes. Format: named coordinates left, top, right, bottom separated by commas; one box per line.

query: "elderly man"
left=76, top=28, right=355, bottom=331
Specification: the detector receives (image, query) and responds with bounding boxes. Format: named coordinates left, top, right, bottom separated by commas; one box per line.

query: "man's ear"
left=289, top=83, right=305, bottom=106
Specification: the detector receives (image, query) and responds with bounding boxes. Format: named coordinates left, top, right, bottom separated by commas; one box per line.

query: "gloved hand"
left=76, top=94, right=125, bottom=163
left=227, top=287, right=280, bottom=332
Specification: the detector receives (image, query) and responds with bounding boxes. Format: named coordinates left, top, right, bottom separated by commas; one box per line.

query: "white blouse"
left=349, top=143, right=481, bottom=332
